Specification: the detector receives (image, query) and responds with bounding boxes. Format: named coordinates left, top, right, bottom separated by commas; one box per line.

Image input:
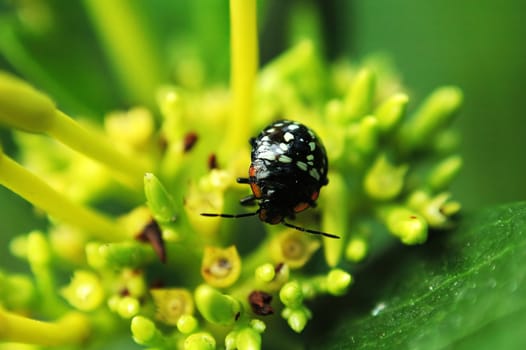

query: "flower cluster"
left=0, top=2, right=462, bottom=350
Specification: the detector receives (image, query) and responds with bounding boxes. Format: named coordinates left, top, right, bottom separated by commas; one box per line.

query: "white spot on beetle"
left=306, top=154, right=314, bottom=161
left=296, top=161, right=308, bottom=171
left=309, top=142, right=316, bottom=151
left=259, top=151, right=276, bottom=161
left=287, top=124, right=300, bottom=130
left=278, top=155, right=292, bottom=163
left=309, top=168, right=321, bottom=180
left=283, top=132, right=294, bottom=142
left=279, top=143, right=288, bottom=151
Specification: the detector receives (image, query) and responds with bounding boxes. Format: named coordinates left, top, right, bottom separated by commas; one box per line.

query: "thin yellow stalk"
left=0, top=308, right=90, bottom=346
left=0, top=152, right=126, bottom=241
left=49, top=111, right=148, bottom=189
left=227, top=0, right=259, bottom=151
left=0, top=72, right=148, bottom=189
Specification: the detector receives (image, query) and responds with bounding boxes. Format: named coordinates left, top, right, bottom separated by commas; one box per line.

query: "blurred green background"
left=1, top=0, right=525, bottom=264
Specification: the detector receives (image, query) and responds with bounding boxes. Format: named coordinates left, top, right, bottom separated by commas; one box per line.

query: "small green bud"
left=131, top=316, right=163, bottom=346
left=345, top=237, right=368, bottom=262
left=344, top=68, right=376, bottom=121
left=326, top=269, right=353, bottom=296
left=107, top=295, right=120, bottom=312
left=236, top=327, right=261, bottom=350
left=194, top=284, right=241, bottom=326
left=279, top=281, right=303, bottom=308
left=374, top=93, right=408, bottom=132
left=249, top=319, right=266, bottom=333
left=98, top=241, right=156, bottom=269
left=61, top=270, right=105, bottom=311
left=85, top=242, right=107, bottom=269
left=255, top=263, right=275, bottom=283
left=364, top=154, right=408, bottom=201
left=225, top=331, right=237, bottom=350
left=399, top=86, right=463, bottom=151
left=144, top=172, right=177, bottom=223
left=27, top=231, right=50, bottom=265
left=427, top=155, right=463, bottom=191
left=184, top=332, right=216, bottom=350
left=379, top=205, right=428, bottom=245
left=177, top=315, right=199, bottom=334
left=117, top=296, right=140, bottom=319
left=286, top=308, right=311, bottom=333
left=354, top=115, right=379, bottom=155
left=1, top=274, right=35, bottom=309
left=0, top=71, right=56, bottom=133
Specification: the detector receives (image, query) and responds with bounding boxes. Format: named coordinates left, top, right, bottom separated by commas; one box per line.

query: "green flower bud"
left=177, top=315, right=199, bottom=334
left=250, top=319, right=266, bottom=333
left=285, top=308, right=312, bottom=333
left=255, top=263, right=276, bottom=283
left=107, top=295, right=120, bottom=312
left=144, top=172, right=177, bottom=223
left=427, top=155, right=463, bottom=192
left=354, top=115, right=378, bottom=155
left=279, top=281, right=303, bottom=308
left=201, top=246, right=242, bottom=288
left=98, top=241, right=156, bottom=269
left=131, top=316, right=164, bottom=347
left=379, top=205, right=428, bottom=245
left=194, top=284, right=241, bottom=326
left=399, top=86, right=463, bottom=151
left=326, top=269, right=353, bottom=296
left=1, top=273, right=35, bottom=309
left=27, top=231, right=50, bottom=265
left=184, top=332, right=216, bottom=350
left=60, top=270, right=105, bottom=311
left=85, top=242, right=106, bottom=269
left=374, top=93, right=408, bottom=132
left=0, top=71, right=56, bottom=133
left=343, top=68, right=376, bottom=121
left=225, top=331, right=238, bottom=350
left=236, top=327, right=261, bottom=350
left=364, top=154, right=408, bottom=201
left=345, top=237, right=368, bottom=262
left=117, top=296, right=140, bottom=319
left=264, top=263, right=290, bottom=292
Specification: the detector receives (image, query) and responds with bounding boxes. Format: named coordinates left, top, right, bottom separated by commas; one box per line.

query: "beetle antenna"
left=200, top=212, right=258, bottom=219
left=282, top=220, right=340, bottom=239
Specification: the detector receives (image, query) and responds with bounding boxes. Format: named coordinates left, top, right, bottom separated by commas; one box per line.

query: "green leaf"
left=308, top=202, right=526, bottom=349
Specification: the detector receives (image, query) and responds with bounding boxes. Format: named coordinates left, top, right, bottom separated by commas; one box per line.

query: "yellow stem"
left=49, top=111, right=148, bottom=189
left=0, top=308, right=90, bottom=346
left=0, top=71, right=148, bottom=190
left=227, top=0, right=258, bottom=151
left=0, top=153, right=126, bottom=241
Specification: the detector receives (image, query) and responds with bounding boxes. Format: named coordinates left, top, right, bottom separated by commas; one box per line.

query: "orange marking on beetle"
left=293, top=202, right=310, bottom=213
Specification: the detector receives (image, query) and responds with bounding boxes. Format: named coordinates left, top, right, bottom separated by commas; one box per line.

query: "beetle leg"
left=240, top=195, right=257, bottom=206
left=237, top=177, right=250, bottom=184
